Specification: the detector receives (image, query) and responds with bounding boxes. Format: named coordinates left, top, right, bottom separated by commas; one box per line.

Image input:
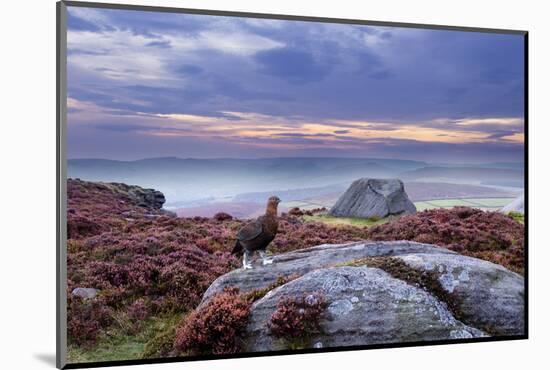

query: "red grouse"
left=232, top=196, right=281, bottom=269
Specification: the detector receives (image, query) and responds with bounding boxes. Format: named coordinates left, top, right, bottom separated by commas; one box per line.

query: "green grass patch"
left=430, top=199, right=475, bottom=207
left=303, top=214, right=389, bottom=227
left=462, top=198, right=517, bottom=207
left=67, top=313, right=183, bottom=364
left=507, top=211, right=524, bottom=224
left=414, top=197, right=515, bottom=211
left=414, top=201, right=436, bottom=211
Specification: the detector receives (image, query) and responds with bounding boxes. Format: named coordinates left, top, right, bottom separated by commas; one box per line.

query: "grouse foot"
left=259, top=251, right=272, bottom=266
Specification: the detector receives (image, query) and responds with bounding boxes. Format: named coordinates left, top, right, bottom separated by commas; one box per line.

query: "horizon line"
left=67, top=155, right=525, bottom=164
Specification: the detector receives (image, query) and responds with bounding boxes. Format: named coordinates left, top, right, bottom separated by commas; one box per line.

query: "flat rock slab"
left=200, top=241, right=525, bottom=350
left=200, top=241, right=454, bottom=306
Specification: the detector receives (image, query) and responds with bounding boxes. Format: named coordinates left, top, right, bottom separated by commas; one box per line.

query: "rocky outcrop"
left=201, top=241, right=524, bottom=351
left=329, top=178, right=416, bottom=218
left=501, top=193, right=524, bottom=214
left=105, top=182, right=166, bottom=210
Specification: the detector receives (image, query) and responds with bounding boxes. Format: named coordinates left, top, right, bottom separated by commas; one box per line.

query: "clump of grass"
left=67, top=313, right=181, bottom=363
left=141, top=326, right=177, bottom=359
left=140, top=314, right=183, bottom=359
left=302, top=214, right=388, bottom=227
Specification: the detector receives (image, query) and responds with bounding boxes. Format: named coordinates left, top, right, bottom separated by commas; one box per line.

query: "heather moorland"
left=66, top=179, right=524, bottom=361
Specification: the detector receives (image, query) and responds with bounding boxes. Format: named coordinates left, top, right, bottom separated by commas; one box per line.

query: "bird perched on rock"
left=232, top=196, right=281, bottom=269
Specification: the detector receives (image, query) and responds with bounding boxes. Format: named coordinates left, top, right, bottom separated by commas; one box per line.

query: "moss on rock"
left=343, top=256, right=463, bottom=321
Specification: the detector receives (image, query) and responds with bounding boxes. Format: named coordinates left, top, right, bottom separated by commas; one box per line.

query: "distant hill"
left=430, top=162, right=524, bottom=170
left=472, top=162, right=524, bottom=170
left=400, top=166, right=524, bottom=188
left=232, top=181, right=517, bottom=205
left=404, top=181, right=518, bottom=201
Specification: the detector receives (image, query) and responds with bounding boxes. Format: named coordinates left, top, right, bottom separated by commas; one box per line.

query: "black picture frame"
left=56, top=1, right=529, bottom=368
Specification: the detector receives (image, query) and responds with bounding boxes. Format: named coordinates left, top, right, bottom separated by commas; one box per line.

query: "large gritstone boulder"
left=200, top=241, right=524, bottom=352
left=329, top=178, right=416, bottom=218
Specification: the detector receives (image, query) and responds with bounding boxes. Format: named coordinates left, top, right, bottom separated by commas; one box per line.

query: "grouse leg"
left=243, top=250, right=253, bottom=269
left=259, top=250, right=273, bottom=265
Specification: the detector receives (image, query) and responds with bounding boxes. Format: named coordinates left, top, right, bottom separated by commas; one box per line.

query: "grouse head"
left=266, top=196, right=281, bottom=215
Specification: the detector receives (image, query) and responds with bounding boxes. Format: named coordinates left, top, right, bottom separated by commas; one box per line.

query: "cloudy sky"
left=66, top=6, right=525, bottom=163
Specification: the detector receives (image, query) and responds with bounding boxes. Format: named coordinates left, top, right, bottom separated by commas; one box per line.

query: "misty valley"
left=68, top=157, right=524, bottom=218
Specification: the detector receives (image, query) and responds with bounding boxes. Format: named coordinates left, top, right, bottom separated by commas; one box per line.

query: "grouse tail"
left=232, top=240, right=243, bottom=255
